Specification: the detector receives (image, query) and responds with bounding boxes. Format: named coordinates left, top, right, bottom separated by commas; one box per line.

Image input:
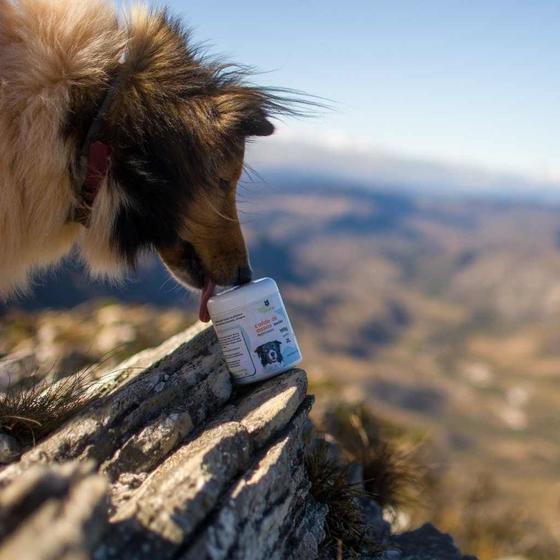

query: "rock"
left=0, top=324, right=326, bottom=560
left=392, top=523, right=477, bottom=560
left=101, top=371, right=310, bottom=560
left=0, top=323, right=231, bottom=484
left=105, top=421, right=253, bottom=559
left=0, top=322, right=473, bottom=560
left=183, top=404, right=325, bottom=560
left=383, top=550, right=403, bottom=560
left=0, top=462, right=107, bottom=560
left=0, top=434, right=21, bottom=464
left=0, top=350, right=39, bottom=391
left=229, top=367, right=308, bottom=447
left=101, top=410, right=194, bottom=480
left=361, top=497, right=391, bottom=545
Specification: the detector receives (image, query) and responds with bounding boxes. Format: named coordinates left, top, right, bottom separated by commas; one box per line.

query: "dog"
left=255, top=341, right=283, bottom=368
left=0, top=0, right=296, bottom=318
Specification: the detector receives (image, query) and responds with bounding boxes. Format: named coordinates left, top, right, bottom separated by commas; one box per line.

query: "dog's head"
left=255, top=341, right=283, bottom=367
left=67, top=8, right=289, bottom=293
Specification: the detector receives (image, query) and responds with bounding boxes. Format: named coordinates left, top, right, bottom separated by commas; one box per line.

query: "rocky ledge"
left=0, top=323, right=474, bottom=560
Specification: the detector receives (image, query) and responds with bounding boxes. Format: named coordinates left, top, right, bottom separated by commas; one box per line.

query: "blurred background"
left=2, top=2, right=560, bottom=558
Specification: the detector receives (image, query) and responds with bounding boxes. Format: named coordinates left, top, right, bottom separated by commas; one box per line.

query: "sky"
left=157, top=1, right=560, bottom=196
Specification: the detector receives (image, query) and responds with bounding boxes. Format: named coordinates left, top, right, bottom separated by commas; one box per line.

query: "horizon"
left=246, top=126, right=560, bottom=202
left=158, top=0, right=560, bottom=197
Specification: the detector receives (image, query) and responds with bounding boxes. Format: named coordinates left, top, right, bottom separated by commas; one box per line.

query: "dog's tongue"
left=199, top=278, right=216, bottom=323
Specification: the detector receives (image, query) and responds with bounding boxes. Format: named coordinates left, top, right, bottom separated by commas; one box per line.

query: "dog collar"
left=71, top=140, right=112, bottom=226
left=70, top=66, right=123, bottom=227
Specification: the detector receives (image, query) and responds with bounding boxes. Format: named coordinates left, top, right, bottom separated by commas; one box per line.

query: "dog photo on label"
left=255, top=341, right=284, bottom=368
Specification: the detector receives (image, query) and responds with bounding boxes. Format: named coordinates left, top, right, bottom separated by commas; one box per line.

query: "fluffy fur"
left=0, top=0, right=294, bottom=296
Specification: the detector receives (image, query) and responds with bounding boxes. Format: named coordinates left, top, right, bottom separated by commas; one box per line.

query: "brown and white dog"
left=0, top=0, right=294, bottom=320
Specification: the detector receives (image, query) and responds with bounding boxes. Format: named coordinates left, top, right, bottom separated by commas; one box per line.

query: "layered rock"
left=0, top=324, right=326, bottom=559
left=0, top=323, right=473, bottom=559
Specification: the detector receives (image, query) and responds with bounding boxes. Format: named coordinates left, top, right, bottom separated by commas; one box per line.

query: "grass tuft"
left=321, top=402, right=424, bottom=512
left=306, top=437, right=384, bottom=559
left=0, top=371, right=93, bottom=448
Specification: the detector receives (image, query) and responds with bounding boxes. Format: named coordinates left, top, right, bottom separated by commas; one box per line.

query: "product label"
left=212, top=292, right=301, bottom=381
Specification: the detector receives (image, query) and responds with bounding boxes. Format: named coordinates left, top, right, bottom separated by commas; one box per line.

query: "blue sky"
left=156, top=1, right=560, bottom=194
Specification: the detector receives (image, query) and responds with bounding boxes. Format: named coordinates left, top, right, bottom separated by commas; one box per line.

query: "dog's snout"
left=236, top=265, right=253, bottom=285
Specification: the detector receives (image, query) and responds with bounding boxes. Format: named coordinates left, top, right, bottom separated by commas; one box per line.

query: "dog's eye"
left=219, top=178, right=230, bottom=190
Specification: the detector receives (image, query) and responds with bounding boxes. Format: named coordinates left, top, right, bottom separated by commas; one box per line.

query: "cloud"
left=246, top=126, right=560, bottom=199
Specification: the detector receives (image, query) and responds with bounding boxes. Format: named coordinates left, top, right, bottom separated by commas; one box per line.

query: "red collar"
left=72, top=141, right=111, bottom=226
left=70, top=66, right=123, bottom=226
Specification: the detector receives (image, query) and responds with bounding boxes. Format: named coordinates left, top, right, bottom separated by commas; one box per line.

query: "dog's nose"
left=236, top=265, right=253, bottom=285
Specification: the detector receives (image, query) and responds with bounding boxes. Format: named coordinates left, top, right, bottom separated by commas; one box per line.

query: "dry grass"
left=0, top=371, right=93, bottom=447
left=316, top=401, right=560, bottom=560
left=305, top=438, right=384, bottom=559
left=430, top=472, right=560, bottom=560
left=321, top=402, right=424, bottom=512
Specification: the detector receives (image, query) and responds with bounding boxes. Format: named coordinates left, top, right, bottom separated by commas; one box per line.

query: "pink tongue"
left=199, top=278, right=216, bottom=323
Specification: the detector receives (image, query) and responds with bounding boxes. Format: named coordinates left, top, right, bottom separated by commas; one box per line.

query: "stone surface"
left=391, top=523, right=477, bottom=560
left=230, top=369, right=308, bottom=448
left=0, top=434, right=21, bottom=464
left=100, top=371, right=310, bottom=560
left=0, top=324, right=325, bottom=560
left=0, top=322, right=474, bottom=560
left=0, top=323, right=231, bottom=485
left=183, top=403, right=325, bottom=560
left=361, top=497, right=391, bottom=546
left=0, top=462, right=107, bottom=560
left=105, top=421, right=252, bottom=559
left=0, top=350, right=39, bottom=391
left=102, top=410, right=194, bottom=480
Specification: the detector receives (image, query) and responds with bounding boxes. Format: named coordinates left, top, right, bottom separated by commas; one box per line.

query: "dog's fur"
left=0, top=0, right=293, bottom=296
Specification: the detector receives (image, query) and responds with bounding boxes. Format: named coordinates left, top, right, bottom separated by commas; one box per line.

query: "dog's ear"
left=239, top=107, right=274, bottom=137
left=116, top=9, right=277, bottom=142
left=214, top=89, right=275, bottom=138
